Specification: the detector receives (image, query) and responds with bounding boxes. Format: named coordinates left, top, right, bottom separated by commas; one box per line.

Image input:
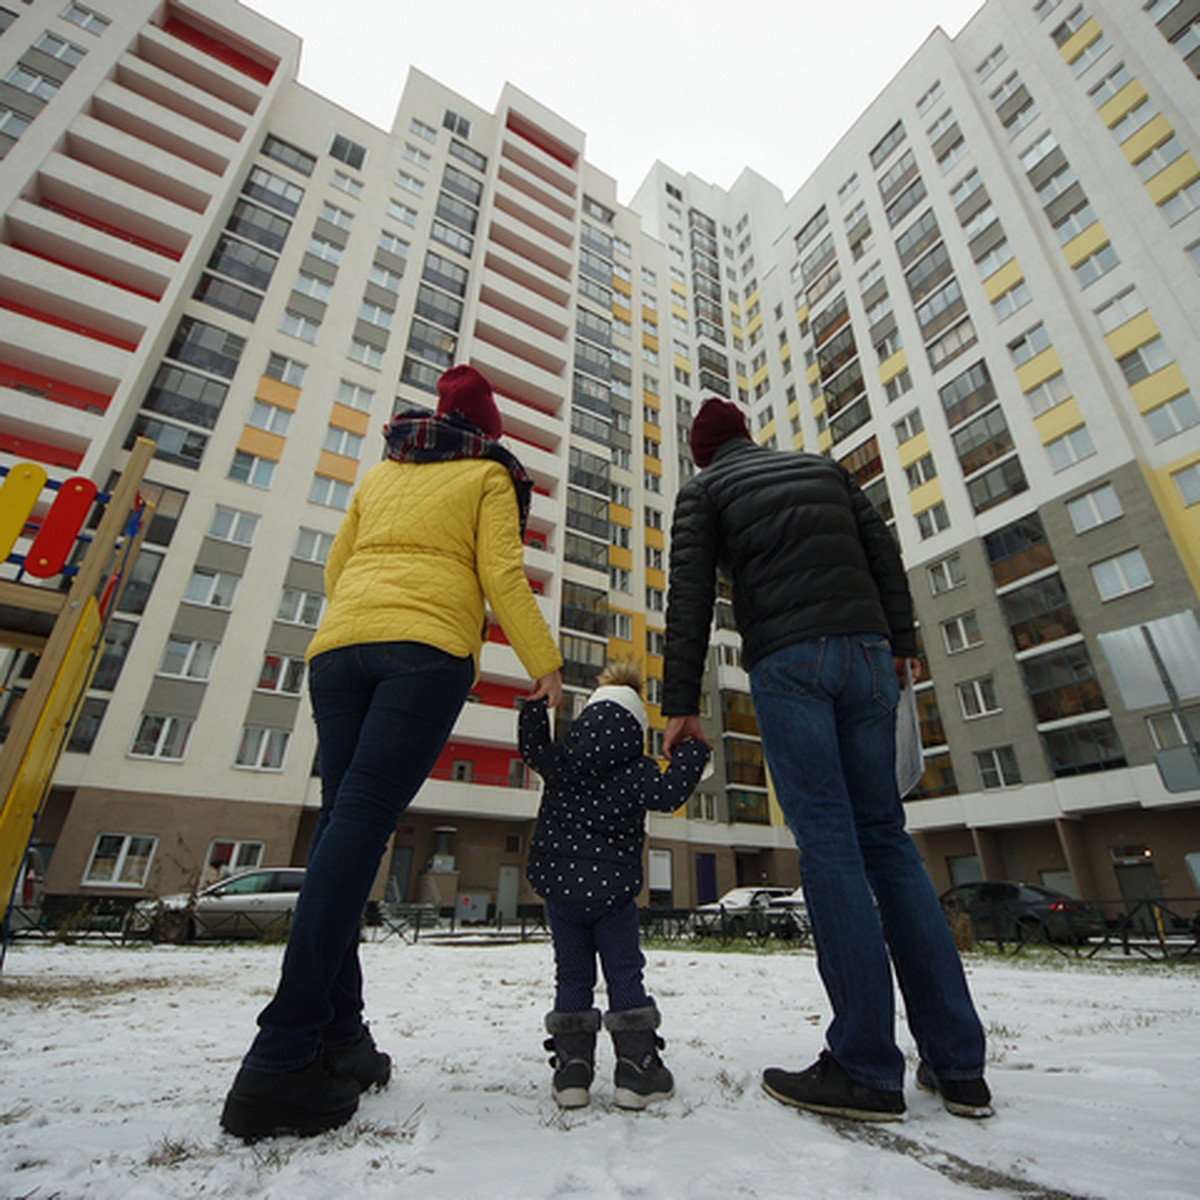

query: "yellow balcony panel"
left=746, top=313, right=764, bottom=336
left=612, top=275, right=632, bottom=297
left=1033, top=396, right=1084, bottom=444
left=329, top=404, right=371, bottom=435
left=1061, top=222, right=1109, bottom=268
left=669, top=302, right=687, bottom=321
left=237, top=427, right=284, bottom=460
left=908, top=478, right=944, bottom=513
left=981, top=257, right=1024, bottom=302
left=897, top=429, right=930, bottom=469
left=791, top=430, right=805, bottom=450
left=1131, top=364, right=1189, bottom=414
left=642, top=333, right=659, bottom=352
left=807, top=361, right=821, bottom=386
left=673, top=353, right=691, bottom=371
left=316, top=450, right=358, bottom=483
left=612, top=302, right=632, bottom=322
left=643, top=392, right=661, bottom=411
left=1015, top=346, right=1062, bottom=394
left=788, top=397, right=800, bottom=419
left=609, top=502, right=633, bottom=526
left=759, top=419, right=777, bottom=442
left=737, top=373, right=750, bottom=389
left=670, top=281, right=687, bottom=299
left=744, top=289, right=760, bottom=309
left=608, top=544, right=632, bottom=570
left=644, top=456, right=663, bottom=476
left=812, top=394, right=827, bottom=416
left=779, top=342, right=792, bottom=363
left=795, top=301, right=809, bottom=326
left=878, top=348, right=908, bottom=384
left=1098, top=79, right=1147, bottom=129
left=1059, top=17, right=1101, bottom=65
left=643, top=423, right=662, bottom=443
left=729, top=299, right=743, bottom=317
left=817, top=428, right=832, bottom=453
left=1145, top=455, right=1200, bottom=594
left=255, top=375, right=301, bottom=411
left=646, top=566, right=665, bottom=590
left=1121, top=114, right=1174, bottom=164
left=1104, top=311, right=1160, bottom=360
left=1146, top=154, right=1200, bottom=205
left=645, top=525, right=664, bottom=549
left=752, top=364, right=770, bottom=387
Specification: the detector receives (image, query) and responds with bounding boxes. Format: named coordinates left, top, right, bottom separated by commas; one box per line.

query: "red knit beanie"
left=436, top=365, right=502, bottom=439
left=690, top=397, right=751, bottom=467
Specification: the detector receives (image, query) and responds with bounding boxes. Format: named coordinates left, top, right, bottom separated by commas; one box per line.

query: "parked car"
left=7, top=848, right=47, bottom=932
left=692, top=886, right=793, bottom=938
left=767, top=886, right=812, bottom=940
left=126, top=867, right=306, bottom=942
left=939, top=881, right=1107, bottom=945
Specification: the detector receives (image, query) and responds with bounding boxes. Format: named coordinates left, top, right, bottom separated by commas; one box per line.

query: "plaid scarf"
left=382, top=409, right=534, bottom=537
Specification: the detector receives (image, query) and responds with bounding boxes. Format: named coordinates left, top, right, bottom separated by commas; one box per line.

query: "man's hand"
left=894, top=657, right=923, bottom=689
left=664, top=714, right=710, bottom=758
left=528, top=670, right=562, bottom=707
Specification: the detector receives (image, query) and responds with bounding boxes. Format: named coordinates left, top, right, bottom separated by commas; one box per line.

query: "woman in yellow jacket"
left=222, top=366, right=562, bottom=1141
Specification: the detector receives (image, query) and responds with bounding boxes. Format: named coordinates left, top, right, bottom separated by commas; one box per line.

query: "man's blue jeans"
left=546, top=897, right=649, bottom=1013
left=245, top=641, right=473, bottom=1071
left=749, top=634, right=985, bottom=1091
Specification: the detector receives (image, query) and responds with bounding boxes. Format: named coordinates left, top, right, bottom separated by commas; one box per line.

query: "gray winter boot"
left=544, top=1009, right=602, bottom=1108
left=605, top=1002, right=675, bottom=1110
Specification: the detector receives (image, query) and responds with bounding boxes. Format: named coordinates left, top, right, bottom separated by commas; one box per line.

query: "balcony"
left=475, top=300, right=568, bottom=377
left=496, top=158, right=575, bottom=221
left=115, top=54, right=248, bottom=140
left=471, top=342, right=565, bottom=413
left=478, top=273, right=569, bottom=341
left=138, top=22, right=267, bottom=115
left=487, top=206, right=573, bottom=279
left=0, top=407, right=91, bottom=470
left=492, top=176, right=575, bottom=248
left=482, top=245, right=571, bottom=310
left=0, top=349, right=117, bottom=418
left=0, top=306, right=132, bottom=395
left=411, top=774, right=540, bottom=821
left=500, top=133, right=578, bottom=200
left=497, top=391, right=565, bottom=447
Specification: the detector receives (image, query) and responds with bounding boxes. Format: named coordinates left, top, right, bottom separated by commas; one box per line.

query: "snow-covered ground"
left=0, top=935, right=1196, bottom=1200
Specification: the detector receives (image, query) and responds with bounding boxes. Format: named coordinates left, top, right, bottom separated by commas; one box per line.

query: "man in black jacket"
left=662, top=397, right=991, bottom=1122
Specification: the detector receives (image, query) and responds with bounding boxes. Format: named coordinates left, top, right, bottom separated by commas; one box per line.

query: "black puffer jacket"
left=521, top=698, right=709, bottom=905
left=663, top=439, right=917, bottom=715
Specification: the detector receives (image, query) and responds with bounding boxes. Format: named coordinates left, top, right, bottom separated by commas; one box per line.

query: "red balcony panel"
left=37, top=199, right=183, bottom=261
left=0, top=299, right=140, bottom=351
left=504, top=112, right=578, bottom=169
left=498, top=387, right=557, bottom=418
left=471, top=680, right=526, bottom=709
left=162, top=15, right=276, bottom=85
left=0, top=432, right=83, bottom=470
left=486, top=621, right=511, bottom=647
left=431, top=743, right=522, bottom=788
left=0, top=362, right=111, bottom=414
left=504, top=429, right=556, bottom=457
left=11, top=244, right=163, bottom=301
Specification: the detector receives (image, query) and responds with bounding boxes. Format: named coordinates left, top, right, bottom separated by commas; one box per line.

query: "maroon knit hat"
left=689, top=397, right=751, bottom=467
left=436, top=365, right=502, bottom=439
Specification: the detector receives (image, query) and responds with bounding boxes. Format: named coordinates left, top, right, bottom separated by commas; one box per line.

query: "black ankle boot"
left=544, top=1009, right=601, bottom=1108
left=220, top=1055, right=360, bottom=1141
left=326, top=1027, right=391, bottom=1092
left=605, top=1003, right=674, bottom=1110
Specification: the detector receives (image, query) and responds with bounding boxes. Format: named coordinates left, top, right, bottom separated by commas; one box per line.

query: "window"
left=387, top=199, right=418, bottom=226
left=941, top=611, right=983, bottom=654
left=229, top=451, right=275, bottom=489
left=1091, top=549, right=1152, bottom=600
left=1173, top=463, right=1200, bottom=505
left=0, top=105, right=32, bottom=139
left=244, top=166, right=303, bottom=216
left=306, top=236, right=341, bottom=266
left=83, top=834, right=156, bottom=885
left=976, top=44, right=1008, bottom=80
left=1025, top=370, right=1072, bottom=416
left=975, top=746, right=1021, bottom=789
left=158, top=636, right=216, bottom=681
left=1008, top=322, right=1051, bottom=365
left=323, top=425, right=363, bottom=459
left=1145, top=391, right=1200, bottom=441
left=976, top=240, right=1014, bottom=277
left=646, top=587, right=665, bottom=612
left=1067, top=483, right=1123, bottom=532
left=1112, top=100, right=1157, bottom=144
left=330, top=134, right=366, bottom=169
left=1118, top=336, right=1173, bottom=385
left=130, top=714, right=193, bottom=761
left=369, top=263, right=403, bottom=293
left=1071, top=32, right=1110, bottom=76
left=337, top=380, right=374, bottom=411
left=378, top=231, right=409, bottom=260
left=958, top=676, right=1001, bottom=718
left=905, top=453, right=937, bottom=490
left=395, top=170, right=424, bottom=196
left=281, top=309, right=320, bottom=343
left=247, top=400, right=291, bottom=435
left=1161, top=178, right=1200, bottom=225
left=331, top=170, right=363, bottom=198
left=236, top=726, right=290, bottom=770
left=293, top=272, right=332, bottom=303
left=928, top=554, right=965, bottom=594
left=5, top=65, right=60, bottom=101
left=1088, top=59, right=1131, bottom=106
left=402, top=142, right=431, bottom=168
left=277, top=587, right=324, bottom=627
left=993, top=280, right=1032, bottom=321
left=916, top=502, right=951, bottom=540
left=885, top=369, right=913, bottom=402
left=359, top=301, right=394, bottom=330
left=348, top=338, right=383, bottom=368
left=265, top=352, right=306, bottom=387
left=443, top=108, right=471, bottom=138
left=294, top=526, right=335, bottom=564
left=410, top=117, right=437, bottom=142
left=208, top=505, right=259, bottom=546
left=185, top=568, right=239, bottom=609
left=309, top=474, right=353, bottom=510
left=1094, top=287, right=1146, bottom=333
left=257, top=653, right=306, bottom=695
left=608, top=612, right=633, bottom=641
left=63, top=3, right=111, bottom=33
left=1042, top=718, right=1125, bottom=776
left=1073, top=242, right=1119, bottom=287
left=262, top=135, right=315, bottom=176
left=1133, top=134, right=1185, bottom=183
left=1002, top=574, right=1078, bottom=652
left=1046, top=426, right=1096, bottom=470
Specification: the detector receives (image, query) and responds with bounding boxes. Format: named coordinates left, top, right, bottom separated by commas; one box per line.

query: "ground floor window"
left=83, top=833, right=157, bottom=886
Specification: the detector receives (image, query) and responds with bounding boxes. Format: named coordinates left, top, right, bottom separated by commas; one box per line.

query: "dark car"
left=939, top=881, right=1107, bottom=945
left=126, top=867, right=306, bottom=942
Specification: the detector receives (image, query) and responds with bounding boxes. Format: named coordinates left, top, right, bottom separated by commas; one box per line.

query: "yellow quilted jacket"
left=305, top=456, right=562, bottom=681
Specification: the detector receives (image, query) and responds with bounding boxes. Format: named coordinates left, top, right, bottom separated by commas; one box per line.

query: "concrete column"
left=971, top=827, right=1005, bottom=880
left=1054, top=818, right=1102, bottom=899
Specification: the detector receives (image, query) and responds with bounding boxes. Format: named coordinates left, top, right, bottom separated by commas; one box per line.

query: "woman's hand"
left=528, top=670, right=562, bottom=707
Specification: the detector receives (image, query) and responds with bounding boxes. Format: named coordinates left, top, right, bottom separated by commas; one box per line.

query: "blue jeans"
left=245, top=641, right=473, bottom=1071
left=547, top=897, right=649, bottom=1013
left=749, top=634, right=985, bottom=1091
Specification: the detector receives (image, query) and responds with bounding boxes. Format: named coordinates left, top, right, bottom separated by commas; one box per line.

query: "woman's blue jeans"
left=749, top=634, right=985, bottom=1091
left=245, top=641, right=473, bottom=1071
left=546, top=897, right=649, bottom=1013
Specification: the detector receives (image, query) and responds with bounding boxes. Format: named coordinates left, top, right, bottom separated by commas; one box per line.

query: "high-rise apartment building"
left=1, top=0, right=1197, bottom=919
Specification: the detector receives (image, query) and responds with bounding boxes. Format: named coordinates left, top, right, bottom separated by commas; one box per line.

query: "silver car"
left=127, top=867, right=305, bottom=942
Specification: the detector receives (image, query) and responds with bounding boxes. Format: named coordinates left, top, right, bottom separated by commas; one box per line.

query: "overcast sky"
left=243, top=1, right=986, bottom=204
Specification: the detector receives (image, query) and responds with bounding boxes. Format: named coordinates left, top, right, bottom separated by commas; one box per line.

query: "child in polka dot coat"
left=520, top=659, right=710, bottom=1110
